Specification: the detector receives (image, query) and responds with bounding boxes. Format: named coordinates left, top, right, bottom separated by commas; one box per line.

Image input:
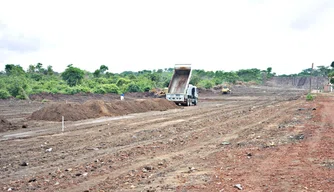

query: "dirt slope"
left=30, top=99, right=178, bottom=121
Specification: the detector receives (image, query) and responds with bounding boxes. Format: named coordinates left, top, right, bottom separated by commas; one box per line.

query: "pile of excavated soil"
left=30, top=98, right=178, bottom=122
left=0, top=116, right=15, bottom=132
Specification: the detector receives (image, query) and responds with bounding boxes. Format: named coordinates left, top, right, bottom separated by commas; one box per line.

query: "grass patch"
left=306, top=93, right=315, bottom=101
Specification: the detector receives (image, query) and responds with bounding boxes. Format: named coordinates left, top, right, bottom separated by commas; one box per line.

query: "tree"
left=27, top=65, right=36, bottom=73
left=266, top=67, right=272, bottom=74
left=331, top=61, right=334, bottom=68
left=61, top=65, right=85, bottom=86
left=329, top=71, right=334, bottom=84
left=47, top=65, right=54, bottom=75
left=316, top=66, right=330, bottom=77
left=5, top=64, right=25, bottom=76
left=93, top=69, right=101, bottom=78
left=36, top=63, right=45, bottom=74
left=99, top=65, right=109, bottom=74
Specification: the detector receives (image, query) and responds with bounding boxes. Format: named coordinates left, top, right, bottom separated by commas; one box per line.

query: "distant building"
left=324, top=83, right=333, bottom=92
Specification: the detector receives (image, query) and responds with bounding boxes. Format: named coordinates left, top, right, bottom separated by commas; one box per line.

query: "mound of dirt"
left=0, top=116, right=15, bottom=132
left=30, top=99, right=178, bottom=122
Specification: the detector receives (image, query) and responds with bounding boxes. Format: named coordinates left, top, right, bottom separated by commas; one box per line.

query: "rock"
left=46, top=148, right=52, bottom=152
left=7, top=188, right=13, bottom=191
left=247, top=153, right=252, bottom=157
left=54, top=182, right=59, bottom=185
left=158, top=162, right=164, bottom=166
left=294, top=134, right=305, bottom=140
left=22, top=123, right=28, bottom=128
left=221, top=141, right=230, bottom=145
left=75, top=173, right=82, bottom=177
left=234, top=184, right=242, bottom=190
left=20, top=162, right=28, bottom=166
left=144, top=166, right=154, bottom=171
left=28, top=178, right=36, bottom=183
left=83, top=172, right=88, bottom=177
left=188, top=167, right=196, bottom=173
left=65, top=168, right=72, bottom=172
left=312, top=108, right=316, bottom=110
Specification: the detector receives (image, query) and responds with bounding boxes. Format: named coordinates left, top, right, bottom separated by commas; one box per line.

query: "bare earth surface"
left=0, top=86, right=333, bottom=192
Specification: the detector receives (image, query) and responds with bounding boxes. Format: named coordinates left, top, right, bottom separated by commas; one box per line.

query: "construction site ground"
left=0, top=86, right=333, bottom=191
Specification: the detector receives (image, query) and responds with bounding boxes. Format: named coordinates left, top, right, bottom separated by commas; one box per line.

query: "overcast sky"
left=0, top=0, right=333, bottom=74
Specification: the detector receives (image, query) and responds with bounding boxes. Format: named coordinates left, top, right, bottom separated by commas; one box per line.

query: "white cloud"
left=0, top=0, right=333, bottom=74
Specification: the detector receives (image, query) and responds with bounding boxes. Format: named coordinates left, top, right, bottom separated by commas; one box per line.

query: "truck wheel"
left=187, top=99, right=190, bottom=106
left=193, top=99, right=197, bottom=105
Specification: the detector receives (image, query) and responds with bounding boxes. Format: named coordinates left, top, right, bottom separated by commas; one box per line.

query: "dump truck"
left=166, top=64, right=198, bottom=106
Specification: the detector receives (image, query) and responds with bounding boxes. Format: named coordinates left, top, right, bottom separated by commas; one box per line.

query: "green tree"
left=27, top=64, right=36, bottom=73
left=5, top=64, right=25, bottom=76
left=47, top=65, right=54, bottom=75
left=36, top=63, right=45, bottom=74
left=99, top=65, right=109, bottom=74
left=93, top=69, right=101, bottom=78
left=189, top=75, right=201, bottom=85
left=266, top=67, right=272, bottom=74
left=199, top=79, right=214, bottom=89
left=61, top=65, right=85, bottom=86
left=329, top=71, right=334, bottom=84
left=221, top=72, right=239, bottom=83
left=331, top=61, right=334, bottom=68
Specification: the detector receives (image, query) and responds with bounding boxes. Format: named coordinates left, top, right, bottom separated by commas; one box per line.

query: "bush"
left=306, top=93, right=314, bottom=101
left=65, top=87, right=81, bottom=95
left=116, top=78, right=132, bottom=87
left=103, top=84, right=120, bottom=94
left=126, top=83, right=141, bottom=92
left=93, top=84, right=119, bottom=94
left=64, top=86, right=91, bottom=95
left=0, top=89, right=11, bottom=99
left=6, top=76, right=31, bottom=99
left=199, top=79, right=214, bottom=89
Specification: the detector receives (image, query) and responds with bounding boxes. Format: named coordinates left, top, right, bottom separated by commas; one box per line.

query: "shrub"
left=102, top=84, right=120, bottom=94
left=116, top=78, right=132, bottom=87
left=0, top=89, right=11, bottom=99
left=306, top=93, right=314, bottom=101
left=126, top=83, right=141, bottom=92
left=93, top=84, right=119, bottom=94
left=199, top=79, right=214, bottom=89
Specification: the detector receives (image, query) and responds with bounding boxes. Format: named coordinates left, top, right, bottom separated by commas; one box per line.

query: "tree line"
left=0, top=62, right=333, bottom=99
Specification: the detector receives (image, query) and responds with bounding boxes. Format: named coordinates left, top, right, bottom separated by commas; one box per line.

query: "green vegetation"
left=306, top=93, right=314, bottom=101
left=0, top=62, right=333, bottom=100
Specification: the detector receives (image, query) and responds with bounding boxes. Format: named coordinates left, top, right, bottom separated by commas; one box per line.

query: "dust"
left=30, top=99, right=178, bottom=122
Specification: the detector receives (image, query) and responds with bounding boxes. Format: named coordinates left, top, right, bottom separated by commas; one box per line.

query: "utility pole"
left=309, top=63, right=314, bottom=93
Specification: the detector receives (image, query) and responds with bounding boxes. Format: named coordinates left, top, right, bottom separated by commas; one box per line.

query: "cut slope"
left=30, top=99, right=178, bottom=122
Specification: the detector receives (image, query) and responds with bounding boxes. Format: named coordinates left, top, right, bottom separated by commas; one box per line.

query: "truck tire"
left=193, top=98, right=197, bottom=105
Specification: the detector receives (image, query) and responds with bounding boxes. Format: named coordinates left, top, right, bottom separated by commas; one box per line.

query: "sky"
left=0, top=0, right=333, bottom=75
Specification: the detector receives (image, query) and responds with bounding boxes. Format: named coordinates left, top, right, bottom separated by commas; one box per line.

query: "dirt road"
left=0, top=87, right=333, bottom=191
